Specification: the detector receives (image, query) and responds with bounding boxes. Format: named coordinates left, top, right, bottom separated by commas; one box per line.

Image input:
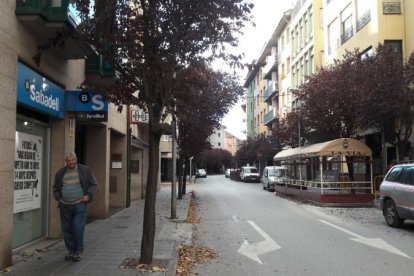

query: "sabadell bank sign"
left=16, top=63, right=65, bottom=118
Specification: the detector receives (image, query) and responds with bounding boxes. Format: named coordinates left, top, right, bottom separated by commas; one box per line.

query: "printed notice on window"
left=14, top=132, right=42, bottom=214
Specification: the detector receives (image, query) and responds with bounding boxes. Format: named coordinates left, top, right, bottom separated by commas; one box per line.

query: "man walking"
left=53, top=152, right=97, bottom=262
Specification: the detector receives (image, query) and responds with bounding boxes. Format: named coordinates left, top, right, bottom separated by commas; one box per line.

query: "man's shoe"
left=72, top=253, right=83, bottom=262
left=64, top=253, right=74, bottom=261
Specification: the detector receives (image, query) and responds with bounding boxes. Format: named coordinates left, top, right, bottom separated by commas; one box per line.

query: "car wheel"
left=263, top=185, right=266, bottom=190
left=384, top=200, right=404, bottom=227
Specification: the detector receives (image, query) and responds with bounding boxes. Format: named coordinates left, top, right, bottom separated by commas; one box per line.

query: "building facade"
left=244, top=0, right=414, bottom=173
left=209, top=125, right=226, bottom=149
left=224, top=131, right=241, bottom=156
left=0, top=1, right=152, bottom=269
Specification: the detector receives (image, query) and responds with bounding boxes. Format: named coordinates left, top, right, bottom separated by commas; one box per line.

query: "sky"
left=221, top=0, right=295, bottom=140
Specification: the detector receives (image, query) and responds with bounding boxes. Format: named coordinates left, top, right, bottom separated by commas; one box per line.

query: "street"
left=190, top=175, right=414, bottom=275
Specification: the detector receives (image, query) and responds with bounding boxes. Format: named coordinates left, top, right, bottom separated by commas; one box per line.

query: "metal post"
left=126, top=105, right=131, bottom=208
left=189, top=156, right=193, bottom=183
left=171, top=116, right=177, bottom=219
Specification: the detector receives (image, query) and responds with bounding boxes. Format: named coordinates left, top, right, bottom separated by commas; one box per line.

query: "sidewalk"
left=3, top=184, right=192, bottom=276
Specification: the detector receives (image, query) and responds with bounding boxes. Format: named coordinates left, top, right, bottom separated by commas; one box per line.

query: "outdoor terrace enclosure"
left=273, top=138, right=373, bottom=207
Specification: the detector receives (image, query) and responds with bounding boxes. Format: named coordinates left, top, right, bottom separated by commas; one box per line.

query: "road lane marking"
left=320, top=219, right=411, bottom=259
left=237, top=220, right=281, bottom=264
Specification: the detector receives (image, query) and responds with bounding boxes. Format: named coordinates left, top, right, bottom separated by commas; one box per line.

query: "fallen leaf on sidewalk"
left=176, top=244, right=218, bottom=276
left=137, top=264, right=167, bottom=272
left=186, top=192, right=200, bottom=224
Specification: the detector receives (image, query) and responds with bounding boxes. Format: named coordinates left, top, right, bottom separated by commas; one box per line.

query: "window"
left=386, top=166, right=403, bottom=182
left=218, top=133, right=220, bottom=137
left=384, top=40, right=403, bottom=59
left=287, top=58, right=291, bottom=73
left=399, top=167, right=414, bottom=185
left=286, top=28, right=290, bottom=43
left=328, top=18, right=339, bottom=54
left=361, top=46, right=373, bottom=60
left=218, top=142, right=221, bottom=147
left=299, top=19, right=303, bottom=49
left=341, top=4, right=353, bottom=44
left=309, top=49, right=314, bottom=74
left=309, top=7, right=313, bottom=37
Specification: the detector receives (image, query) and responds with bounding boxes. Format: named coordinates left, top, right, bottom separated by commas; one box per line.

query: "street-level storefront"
left=14, top=62, right=65, bottom=248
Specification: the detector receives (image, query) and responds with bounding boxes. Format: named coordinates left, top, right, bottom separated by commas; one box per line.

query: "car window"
left=386, top=166, right=404, bottom=182
left=275, top=169, right=285, bottom=177
left=399, top=167, right=414, bottom=185
left=249, top=168, right=258, bottom=173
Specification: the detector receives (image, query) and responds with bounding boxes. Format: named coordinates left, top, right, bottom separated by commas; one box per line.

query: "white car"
left=239, top=166, right=260, bottom=183
left=196, top=169, right=207, bottom=178
left=261, top=166, right=286, bottom=191
left=379, top=163, right=414, bottom=227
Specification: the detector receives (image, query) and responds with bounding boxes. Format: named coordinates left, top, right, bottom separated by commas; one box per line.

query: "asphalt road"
left=190, top=174, right=414, bottom=276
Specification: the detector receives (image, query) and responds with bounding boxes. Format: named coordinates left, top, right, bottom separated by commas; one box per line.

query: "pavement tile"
left=5, top=185, right=191, bottom=276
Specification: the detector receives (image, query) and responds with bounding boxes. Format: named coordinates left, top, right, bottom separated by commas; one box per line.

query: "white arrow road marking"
left=320, top=219, right=411, bottom=259
left=237, top=221, right=281, bottom=264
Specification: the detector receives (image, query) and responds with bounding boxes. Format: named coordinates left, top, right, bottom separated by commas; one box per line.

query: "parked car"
left=239, top=166, right=260, bottom=183
left=196, top=169, right=207, bottom=178
left=261, top=166, right=286, bottom=191
left=225, top=169, right=232, bottom=178
left=378, top=163, right=414, bottom=227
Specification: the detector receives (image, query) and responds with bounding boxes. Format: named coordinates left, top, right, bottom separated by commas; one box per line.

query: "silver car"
left=378, top=163, right=414, bottom=227
left=261, top=166, right=286, bottom=191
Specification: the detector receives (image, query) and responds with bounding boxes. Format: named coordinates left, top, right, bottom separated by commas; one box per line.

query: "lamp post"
left=171, top=114, right=177, bottom=219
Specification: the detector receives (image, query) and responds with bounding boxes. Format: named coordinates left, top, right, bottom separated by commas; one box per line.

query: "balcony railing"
left=15, top=0, right=94, bottom=59
left=263, top=81, right=278, bottom=102
left=264, top=109, right=278, bottom=126
left=383, top=2, right=401, bottom=14
left=341, top=26, right=353, bottom=45
left=16, top=0, right=72, bottom=23
left=356, top=10, right=371, bottom=31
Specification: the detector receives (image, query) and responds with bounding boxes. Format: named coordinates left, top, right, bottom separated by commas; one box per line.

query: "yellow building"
left=289, top=0, right=324, bottom=109
left=323, top=0, right=414, bottom=171
left=324, top=0, right=411, bottom=63
left=224, top=131, right=241, bottom=156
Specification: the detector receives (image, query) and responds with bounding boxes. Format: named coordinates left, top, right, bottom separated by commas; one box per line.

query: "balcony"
left=263, top=81, right=278, bottom=102
left=15, top=0, right=94, bottom=59
left=263, top=55, right=278, bottom=80
left=85, top=54, right=116, bottom=85
left=341, top=26, right=353, bottom=45
left=383, top=2, right=401, bottom=14
left=264, top=109, right=278, bottom=126
left=356, top=10, right=371, bottom=32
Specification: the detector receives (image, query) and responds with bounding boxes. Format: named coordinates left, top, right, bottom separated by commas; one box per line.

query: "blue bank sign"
left=66, top=91, right=108, bottom=122
left=16, top=63, right=65, bottom=118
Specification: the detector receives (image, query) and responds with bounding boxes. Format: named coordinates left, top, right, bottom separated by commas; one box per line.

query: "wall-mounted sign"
left=131, top=109, right=149, bottom=124
left=66, top=90, right=108, bottom=122
left=16, top=63, right=65, bottom=118
left=14, top=132, right=42, bottom=214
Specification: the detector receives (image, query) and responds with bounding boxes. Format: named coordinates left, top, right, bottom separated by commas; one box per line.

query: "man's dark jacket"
left=53, top=164, right=98, bottom=202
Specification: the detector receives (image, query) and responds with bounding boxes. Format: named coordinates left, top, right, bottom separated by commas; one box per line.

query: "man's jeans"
left=59, top=202, right=87, bottom=254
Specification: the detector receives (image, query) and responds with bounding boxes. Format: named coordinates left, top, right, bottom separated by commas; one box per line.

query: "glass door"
left=13, top=117, right=49, bottom=249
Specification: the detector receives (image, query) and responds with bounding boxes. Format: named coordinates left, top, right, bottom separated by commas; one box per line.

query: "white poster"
left=14, top=132, right=42, bottom=214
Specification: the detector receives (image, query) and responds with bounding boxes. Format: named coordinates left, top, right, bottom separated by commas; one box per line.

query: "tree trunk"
left=140, top=116, right=161, bottom=264
left=182, top=159, right=187, bottom=194
left=177, top=158, right=183, bottom=199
